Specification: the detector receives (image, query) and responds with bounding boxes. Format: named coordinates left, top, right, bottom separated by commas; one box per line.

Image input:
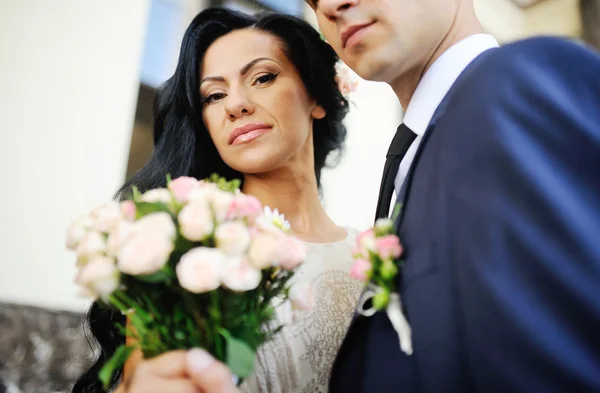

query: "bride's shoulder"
left=342, top=226, right=361, bottom=245
left=345, top=226, right=362, bottom=236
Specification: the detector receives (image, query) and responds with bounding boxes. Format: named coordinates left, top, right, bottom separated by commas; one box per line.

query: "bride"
left=72, top=7, right=363, bottom=393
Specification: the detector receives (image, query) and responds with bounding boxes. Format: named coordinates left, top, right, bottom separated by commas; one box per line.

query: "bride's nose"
left=225, top=87, right=255, bottom=121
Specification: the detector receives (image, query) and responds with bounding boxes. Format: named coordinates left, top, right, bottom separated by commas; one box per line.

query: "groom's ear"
left=312, top=104, right=326, bottom=120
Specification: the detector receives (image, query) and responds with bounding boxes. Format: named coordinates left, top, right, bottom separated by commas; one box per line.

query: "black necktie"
left=375, top=124, right=417, bottom=220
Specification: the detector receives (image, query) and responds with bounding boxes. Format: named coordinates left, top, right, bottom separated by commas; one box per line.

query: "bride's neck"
left=241, top=171, right=344, bottom=243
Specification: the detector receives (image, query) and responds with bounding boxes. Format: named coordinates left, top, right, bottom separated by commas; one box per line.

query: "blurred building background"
left=0, top=0, right=597, bottom=391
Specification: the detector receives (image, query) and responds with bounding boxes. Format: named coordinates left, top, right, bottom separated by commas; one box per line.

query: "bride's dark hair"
left=72, top=7, right=348, bottom=392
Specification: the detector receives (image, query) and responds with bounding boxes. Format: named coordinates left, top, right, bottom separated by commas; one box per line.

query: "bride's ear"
left=311, top=104, right=326, bottom=120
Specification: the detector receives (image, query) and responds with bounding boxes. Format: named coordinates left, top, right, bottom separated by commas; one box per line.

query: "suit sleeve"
left=441, top=37, right=600, bottom=391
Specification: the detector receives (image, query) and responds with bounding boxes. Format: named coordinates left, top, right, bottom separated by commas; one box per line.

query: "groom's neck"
left=390, top=6, right=485, bottom=109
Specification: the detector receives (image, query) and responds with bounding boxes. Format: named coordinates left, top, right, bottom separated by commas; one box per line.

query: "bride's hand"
left=115, top=349, right=241, bottom=393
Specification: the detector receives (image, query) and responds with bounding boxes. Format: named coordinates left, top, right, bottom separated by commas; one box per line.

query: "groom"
left=183, top=0, right=600, bottom=392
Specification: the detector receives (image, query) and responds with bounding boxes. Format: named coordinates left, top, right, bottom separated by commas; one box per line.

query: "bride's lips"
left=228, top=122, right=272, bottom=145
left=341, top=22, right=375, bottom=49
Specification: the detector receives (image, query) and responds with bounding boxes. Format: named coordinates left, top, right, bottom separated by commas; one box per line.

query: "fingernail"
left=187, top=348, right=215, bottom=372
left=232, top=374, right=239, bottom=386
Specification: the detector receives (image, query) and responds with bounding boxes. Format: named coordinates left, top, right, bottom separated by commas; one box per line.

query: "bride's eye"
left=201, top=92, right=226, bottom=104
left=253, top=72, right=279, bottom=86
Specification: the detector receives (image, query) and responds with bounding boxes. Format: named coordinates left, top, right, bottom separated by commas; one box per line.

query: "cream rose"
left=140, top=188, right=173, bottom=205
left=215, top=221, right=251, bottom=256
left=176, top=247, right=224, bottom=293
left=221, top=257, right=261, bottom=292
left=178, top=200, right=214, bottom=241
left=278, top=236, right=307, bottom=270
left=75, top=230, right=106, bottom=262
left=117, top=231, right=174, bottom=275
left=89, top=202, right=122, bottom=233
left=106, top=220, right=134, bottom=257
left=75, top=256, right=120, bottom=299
left=247, top=232, right=281, bottom=269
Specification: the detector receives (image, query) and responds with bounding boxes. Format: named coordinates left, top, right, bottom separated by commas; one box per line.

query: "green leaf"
left=135, top=201, right=173, bottom=218
left=132, top=186, right=141, bottom=202
left=135, top=267, right=173, bottom=284
left=99, top=345, right=135, bottom=390
left=391, top=203, right=403, bottom=222
left=219, top=329, right=256, bottom=378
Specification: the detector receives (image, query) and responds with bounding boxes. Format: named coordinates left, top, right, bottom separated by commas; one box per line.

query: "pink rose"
left=168, top=176, right=200, bottom=202
left=215, top=221, right=251, bottom=256
left=178, top=200, right=214, bottom=241
left=221, top=257, right=261, bottom=291
left=106, top=220, right=134, bottom=257
left=120, top=201, right=136, bottom=221
left=75, top=230, right=106, bottom=262
left=117, top=231, right=174, bottom=275
left=278, top=237, right=307, bottom=270
left=376, top=235, right=403, bottom=260
left=349, top=258, right=371, bottom=282
left=289, top=281, right=315, bottom=311
left=89, top=202, right=122, bottom=233
left=176, top=247, right=224, bottom=293
left=226, top=194, right=263, bottom=221
left=75, top=256, right=120, bottom=299
left=248, top=232, right=281, bottom=269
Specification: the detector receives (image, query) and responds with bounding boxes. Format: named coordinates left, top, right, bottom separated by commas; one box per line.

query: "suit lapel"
left=393, top=119, right=439, bottom=233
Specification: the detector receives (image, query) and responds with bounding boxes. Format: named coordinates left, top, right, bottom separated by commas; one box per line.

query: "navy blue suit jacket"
left=329, top=37, right=600, bottom=393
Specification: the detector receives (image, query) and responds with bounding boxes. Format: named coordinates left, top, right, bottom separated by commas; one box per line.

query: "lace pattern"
left=241, top=228, right=362, bottom=393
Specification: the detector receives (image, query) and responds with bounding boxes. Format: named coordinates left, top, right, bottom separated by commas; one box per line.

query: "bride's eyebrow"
left=200, top=57, right=281, bottom=86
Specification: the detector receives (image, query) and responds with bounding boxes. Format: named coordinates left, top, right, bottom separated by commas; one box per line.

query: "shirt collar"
left=402, top=34, right=499, bottom=136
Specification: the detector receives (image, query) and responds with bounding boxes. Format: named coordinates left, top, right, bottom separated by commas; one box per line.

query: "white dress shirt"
left=394, top=34, right=500, bottom=195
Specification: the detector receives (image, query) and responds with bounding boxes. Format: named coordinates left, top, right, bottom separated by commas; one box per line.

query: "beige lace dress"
left=240, top=228, right=363, bottom=393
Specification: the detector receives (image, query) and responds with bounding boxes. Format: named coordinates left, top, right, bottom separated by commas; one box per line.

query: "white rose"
left=215, top=221, right=251, bottom=256
left=75, top=256, right=120, bottom=299
left=187, top=182, right=219, bottom=204
left=117, top=231, right=174, bottom=275
left=140, top=188, right=173, bottom=204
left=89, top=202, right=122, bottom=233
left=66, top=215, right=93, bottom=250
left=289, top=281, right=315, bottom=311
left=247, top=232, right=281, bottom=269
left=106, top=220, right=134, bottom=257
left=176, top=247, right=224, bottom=293
left=210, top=190, right=235, bottom=222
left=221, top=257, right=261, bottom=292
left=178, top=200, right=214, bottom=241
left=75, top=230, right=106, bottom=262
left=132, top=212, right=176, bottom=239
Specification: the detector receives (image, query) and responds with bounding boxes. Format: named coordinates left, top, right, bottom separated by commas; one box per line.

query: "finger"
left=121, top=377, right=199, bottom=393
left=186, top=349, right=240, bottom=393
left=136, top=350, right=189, bottom=378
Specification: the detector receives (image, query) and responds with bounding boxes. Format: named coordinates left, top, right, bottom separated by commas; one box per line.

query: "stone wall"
left=0, top=303, right=95, bottom=393
left=581, top=0, right=600, bottom=49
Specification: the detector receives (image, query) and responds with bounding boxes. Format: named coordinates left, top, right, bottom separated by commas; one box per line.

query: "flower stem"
left=210, top=290, right=223, bottom=360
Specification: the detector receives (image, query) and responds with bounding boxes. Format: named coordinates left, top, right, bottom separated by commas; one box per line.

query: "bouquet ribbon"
left=356, top=284, right=413, bottom=356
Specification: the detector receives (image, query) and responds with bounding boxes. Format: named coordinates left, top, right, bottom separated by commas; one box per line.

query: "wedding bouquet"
left=66, top=175, right=309, bottom=388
